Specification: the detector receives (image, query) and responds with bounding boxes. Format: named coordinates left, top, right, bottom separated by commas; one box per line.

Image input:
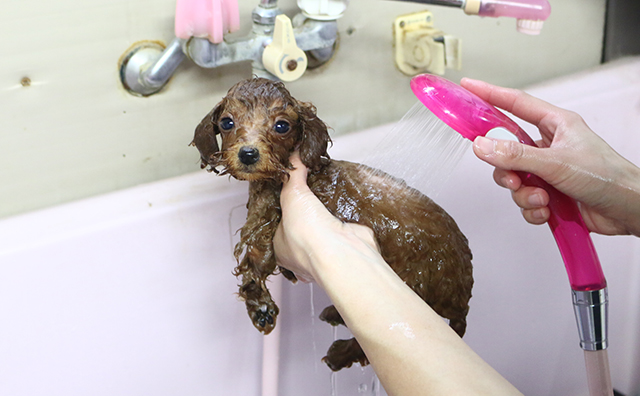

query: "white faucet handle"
left=262, top=14, right=308, bottom=82
left=297, top=0, right=348, bottom=20
left=175, top=0, right=240, bottom=44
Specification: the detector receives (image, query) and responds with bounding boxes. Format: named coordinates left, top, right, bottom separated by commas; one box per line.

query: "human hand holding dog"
left=462, top=78, right=640, bottom=237
left=274, top=152, right=380, bottom=284
left=274, top=152, right=523, bottom=396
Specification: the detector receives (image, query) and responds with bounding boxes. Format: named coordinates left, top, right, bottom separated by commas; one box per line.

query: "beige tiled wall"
left=0, top=0, right=606, bottom=218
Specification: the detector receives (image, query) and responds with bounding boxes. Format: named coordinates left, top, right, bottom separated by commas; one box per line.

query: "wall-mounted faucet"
left=119, top=0, right=343, bottom=97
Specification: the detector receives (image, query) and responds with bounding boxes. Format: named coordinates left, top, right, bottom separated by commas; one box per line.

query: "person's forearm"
left=309, top=229, right=523, bottom=396
left=616, top=159, right=640, bottom=237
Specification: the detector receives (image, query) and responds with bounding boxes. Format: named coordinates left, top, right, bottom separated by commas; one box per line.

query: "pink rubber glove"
left=175, top=0, right=240, bottom=44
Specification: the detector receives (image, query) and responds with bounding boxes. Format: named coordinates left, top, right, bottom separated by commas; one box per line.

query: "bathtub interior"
left=1, top=57, right=639, bottom=396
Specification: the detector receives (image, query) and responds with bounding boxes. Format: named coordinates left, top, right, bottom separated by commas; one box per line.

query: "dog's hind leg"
left=448, top=316, right=467, bottom=338
left=323, top=338, right=369, bottom=371
left=319, top=306, right=370, bottom=371
left=319, top=305, right=345, bottom=326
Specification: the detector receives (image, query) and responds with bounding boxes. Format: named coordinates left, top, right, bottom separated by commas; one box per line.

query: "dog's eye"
left=219, top=117, right=234, bottom=131
left=274, top=120, right=290, bottom=134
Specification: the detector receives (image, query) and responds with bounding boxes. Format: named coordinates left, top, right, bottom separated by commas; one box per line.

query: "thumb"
left=473, top=136, right=553, bottom=179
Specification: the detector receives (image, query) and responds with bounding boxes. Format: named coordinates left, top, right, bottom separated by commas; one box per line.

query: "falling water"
left=309, top=283, right=315, bottom=318
left=361, top=101, right=471, bottom=198
left=331, top=372, right=338, bottom=396
left=309, top=283, right=319, bottom=373
left=330, top=322, right=340, bottom=396
left=371, top=374, right=381, bottom=396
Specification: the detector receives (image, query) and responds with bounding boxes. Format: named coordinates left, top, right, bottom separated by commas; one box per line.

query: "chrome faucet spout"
left=120, top=38, right=187, bottom=97
left=186, top=37, right=263, bottom=69
left=143, top=39, right=187, bottom=88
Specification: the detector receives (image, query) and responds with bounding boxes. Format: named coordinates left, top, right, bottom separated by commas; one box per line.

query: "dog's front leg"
left=233, top=182, right=282, bottom=334
left=235, top=246, right=279, bottom=334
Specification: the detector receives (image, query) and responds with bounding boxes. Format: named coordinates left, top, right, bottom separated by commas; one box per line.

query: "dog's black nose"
left=238, top=146, right=260, bottom=165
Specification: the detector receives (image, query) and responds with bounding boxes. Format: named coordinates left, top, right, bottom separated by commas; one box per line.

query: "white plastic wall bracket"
left=393, top=10, right=462, bottom=76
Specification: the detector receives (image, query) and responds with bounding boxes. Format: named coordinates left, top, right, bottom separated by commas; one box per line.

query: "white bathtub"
left=1, top=57, right=639, bottom=396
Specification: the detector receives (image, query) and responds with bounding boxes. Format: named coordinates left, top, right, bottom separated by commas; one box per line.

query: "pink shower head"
left=410, top=74, right=535, bottom=144
left=411, top=74, right=606, bottom=292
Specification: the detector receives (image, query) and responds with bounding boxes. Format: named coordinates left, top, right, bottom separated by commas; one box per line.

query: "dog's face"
left=192, top=78, right=331, bottom=182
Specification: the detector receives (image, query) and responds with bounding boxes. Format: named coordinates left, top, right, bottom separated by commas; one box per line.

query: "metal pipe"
left=143, top=38, right=187, bottom=89
left=186, top=19, right=337, bottom=69
left=252, top=2, right=281, bottom=25
left=120, top=0, right=339, bottom=95
left=259, top=0, right=279, bottom=7
left=120, top=38, right=187, bottom=96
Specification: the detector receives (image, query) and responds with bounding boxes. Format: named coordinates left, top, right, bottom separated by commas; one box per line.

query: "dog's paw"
left=248, top=301, right=279, bottom=335
left=279, top=266, right=298, bottom=283
left=319, top=305, right=345, bottom=326
left=322, top=338, right=369, bottom=371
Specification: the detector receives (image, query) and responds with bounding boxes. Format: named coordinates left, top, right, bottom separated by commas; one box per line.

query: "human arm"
left=461, top=78, right=640, bottom=237
left=274, top=152, right=523, bottom=396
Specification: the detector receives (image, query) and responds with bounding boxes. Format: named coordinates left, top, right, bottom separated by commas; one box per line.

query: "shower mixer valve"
left=119, top=0, right=342, bottom=97
left=394, top=10, right=462, bottom=76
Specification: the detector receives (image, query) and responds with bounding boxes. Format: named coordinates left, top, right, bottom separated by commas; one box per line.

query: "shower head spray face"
left=409, top=74, right=606, bottom=292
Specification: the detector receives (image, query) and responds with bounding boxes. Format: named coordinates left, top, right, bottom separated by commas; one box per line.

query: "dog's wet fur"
left=192, top=77, right=473, bottom=371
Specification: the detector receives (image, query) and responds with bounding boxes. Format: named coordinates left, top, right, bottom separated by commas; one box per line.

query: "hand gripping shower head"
left=411, top=74, right=611, bottom=394
left=410, top=74, right=609, bottom=352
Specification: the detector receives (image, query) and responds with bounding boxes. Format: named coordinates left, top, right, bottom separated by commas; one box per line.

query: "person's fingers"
left=273, top=213, right=316, bottom=283
left=460, top=78, right=565, bottom=142
left=521, top=207, right=550, bottom=225
left=461, top=78, right=560, bottom=126
left=281, top=152, right=309, bottom=196
left=280, top=152, right=332, bottom=225
left=511, top=186, right=549, bottom=210
left=473, top=136, right=559, bottom=183
left=492, top=168, right=522, bottom=191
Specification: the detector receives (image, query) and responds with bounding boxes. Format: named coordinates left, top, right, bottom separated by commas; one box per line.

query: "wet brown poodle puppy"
left=192, top=77, right=473, bottom=371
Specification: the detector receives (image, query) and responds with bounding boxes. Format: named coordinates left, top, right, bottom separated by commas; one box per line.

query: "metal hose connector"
left=572, top=288, right=608, bottom=351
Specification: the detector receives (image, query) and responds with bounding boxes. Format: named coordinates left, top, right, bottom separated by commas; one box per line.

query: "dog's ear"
left=297, top=101, right=331, bottom=171
left=191, top=103, right=223, bottom=170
